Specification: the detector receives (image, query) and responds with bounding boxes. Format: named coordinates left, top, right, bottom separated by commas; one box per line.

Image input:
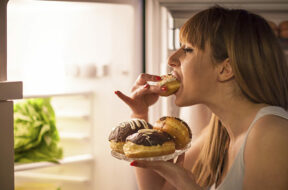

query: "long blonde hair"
left=180, top=6, right=288, bottom=187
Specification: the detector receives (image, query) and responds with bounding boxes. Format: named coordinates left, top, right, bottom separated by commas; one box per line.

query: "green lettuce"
left=14, top=98, right=63, bottom=163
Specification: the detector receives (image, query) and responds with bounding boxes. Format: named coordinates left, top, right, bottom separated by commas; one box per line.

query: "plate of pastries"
left=108, top=116, right=192, bottom=161
left=108, top=73, right=191, bottom=161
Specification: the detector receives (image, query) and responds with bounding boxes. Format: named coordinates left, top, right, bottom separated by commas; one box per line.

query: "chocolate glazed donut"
left=108, top=119, right=152, bottom=154
left=123, top=129, right=176, bottom=158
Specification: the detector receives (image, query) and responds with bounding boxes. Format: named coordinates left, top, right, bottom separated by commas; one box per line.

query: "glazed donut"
left=154, top=116, right=192, bottom=149
left=123, top=129, right=175, bottom=158
left=158, top=74, right=180, bottom=96
left=108, top=119, right=152, bottom=154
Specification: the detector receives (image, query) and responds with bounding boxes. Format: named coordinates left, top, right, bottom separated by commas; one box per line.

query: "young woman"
left=115, top=6, right=288, bottom=190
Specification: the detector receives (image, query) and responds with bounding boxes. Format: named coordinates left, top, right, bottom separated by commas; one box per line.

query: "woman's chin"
left=174, top=97, right=188, bottom=107
left=175, top=94, right=198, bottom=107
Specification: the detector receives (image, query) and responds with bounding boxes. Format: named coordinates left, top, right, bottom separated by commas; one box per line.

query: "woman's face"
left=168, top=42, right=218, bottom=106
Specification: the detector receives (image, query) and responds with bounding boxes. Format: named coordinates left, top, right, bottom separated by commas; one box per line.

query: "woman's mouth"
left=170, top=71, right=181, bottom=82
left=168, top=71, right=181, bottom=96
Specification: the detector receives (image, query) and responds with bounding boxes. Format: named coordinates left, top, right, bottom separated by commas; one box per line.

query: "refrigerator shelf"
left=14, top=154, right=94, bottom=172
left=23, top=90, right=94, bottom=99
left=56, top=112, right=90, bottom=120
left=15, top=172, right=90, bottom=183
left=60, top=132, right=90, bottom=140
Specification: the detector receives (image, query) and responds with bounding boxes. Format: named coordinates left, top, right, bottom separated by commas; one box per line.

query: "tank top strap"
left=239, top=106, right=288, bottom=165
left=243, top=106, right=288, bottom=144
left=209, top=106, right=288, bottom=190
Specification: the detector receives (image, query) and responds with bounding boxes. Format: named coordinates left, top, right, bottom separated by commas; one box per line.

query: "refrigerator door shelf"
left=14, top=154, right=94, bottom=172
left=59, top=132, right=90, bottom=140
left=15, top=172, right=90, bottom=183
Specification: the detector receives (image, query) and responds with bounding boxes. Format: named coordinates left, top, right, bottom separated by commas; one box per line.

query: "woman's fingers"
left=132, top=84, right=151, bottom=97
left=130, top=160, right=201, bottom=190
left=115, top=90, right=134, bottom=107
left=130, top=161, right=189, bottom=189
left=116, top=84, right=152, bottom=105
left=130, top=160, right=176, bottom=174
left=115, top=84, right=162, bottom=114
left=135, top=73, right=162, bottom=86
left=131, top=83, right=163, bottom=98
left=175, top=153, right=185, bottom=167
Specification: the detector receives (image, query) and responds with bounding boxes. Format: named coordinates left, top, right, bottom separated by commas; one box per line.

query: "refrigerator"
left=2, top=0, right=143, bottom=190
left=0, top=0, right=287, bottom=190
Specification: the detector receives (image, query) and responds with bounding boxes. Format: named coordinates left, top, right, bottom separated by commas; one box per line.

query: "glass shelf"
left=15, top=172, right=90, bottom=183
left=14, top=154, right=94, bottom=172
left=59, top=132, right=90, bottom=140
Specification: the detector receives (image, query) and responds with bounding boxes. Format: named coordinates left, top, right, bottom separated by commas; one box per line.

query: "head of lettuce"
left=14, top=98, right=63, bottom=163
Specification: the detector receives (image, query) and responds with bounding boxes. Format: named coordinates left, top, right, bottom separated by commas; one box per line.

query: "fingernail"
left=130, top=161, right=137, bottom=166
left=161, top=86, right=167, bottom=91
left=144, top=84, right=149, bottom=89
left=155, top=76, right=162, bottom=81
left=114, top=91, right=119, bottom=95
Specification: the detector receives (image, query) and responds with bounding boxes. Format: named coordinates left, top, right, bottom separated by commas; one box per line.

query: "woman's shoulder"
left=247, top=113, right=288, bottom=147
left=243, top=112, right=288, bottom=188
left=245, top=113, right=288, bottom=163
left=252, top=113, right=288, bottom=137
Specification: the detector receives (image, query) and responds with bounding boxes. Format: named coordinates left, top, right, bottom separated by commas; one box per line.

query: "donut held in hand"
left=123, top=129, right=175, bottom=158
left=158, top=74, right=180, bottom=96
left=154, top=116, right=192, bottom=149
left=108, top=119, right=152, bottom=154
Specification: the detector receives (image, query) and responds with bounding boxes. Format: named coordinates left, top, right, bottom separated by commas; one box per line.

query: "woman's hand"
left=115, top=74, right=165, bottom=119
left=130, top=154, right=203, bottom=190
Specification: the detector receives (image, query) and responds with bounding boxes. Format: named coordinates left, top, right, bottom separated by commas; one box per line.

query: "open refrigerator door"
left=4, top=0, right=144, bottom=189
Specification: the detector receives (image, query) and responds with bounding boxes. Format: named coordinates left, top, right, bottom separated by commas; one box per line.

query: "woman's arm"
left=244, top=115, right=288, bottom=190
left=115, top=73, right=165, bottom=189
left=116, top=74, right=211, bottom=189
left=133, top=168, right=166, bottom=190
left=133, top=104, right=211, bottom=190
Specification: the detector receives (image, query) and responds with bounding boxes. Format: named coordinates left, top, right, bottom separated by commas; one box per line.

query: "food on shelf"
left=268, top=20, right=279, bottom=37
left=279, top=20, right=288, bottom=39
left=123, top=129, right=175, bottom=158
left=158, top=74, right=181, bottom=96
left=154, top=116, right=192, bottom=149
left=108, top=119, right=152, bottom=153
left=14, top=98, right=63, bottom=163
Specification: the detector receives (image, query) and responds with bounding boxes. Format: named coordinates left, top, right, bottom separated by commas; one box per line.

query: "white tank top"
left=209, top=106, right=288, bottom=190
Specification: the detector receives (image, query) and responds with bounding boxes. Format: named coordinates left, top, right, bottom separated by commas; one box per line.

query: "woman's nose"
left=168, top=49, right=181, bottom=67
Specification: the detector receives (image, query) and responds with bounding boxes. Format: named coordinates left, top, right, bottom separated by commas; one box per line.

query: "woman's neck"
left=206, top=97, right=267, bottom=143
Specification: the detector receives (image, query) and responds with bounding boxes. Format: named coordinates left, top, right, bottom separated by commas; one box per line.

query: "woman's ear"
left=217, top=58, right=234, bottom=82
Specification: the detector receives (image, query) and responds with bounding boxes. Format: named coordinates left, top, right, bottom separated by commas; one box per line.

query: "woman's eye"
left=183, top=48, right=193, bottom=53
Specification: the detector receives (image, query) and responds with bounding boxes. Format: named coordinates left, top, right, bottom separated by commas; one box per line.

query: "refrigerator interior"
left=145, top=0, right=288, bottom=140
left=8, top=0, right=143, bottom=189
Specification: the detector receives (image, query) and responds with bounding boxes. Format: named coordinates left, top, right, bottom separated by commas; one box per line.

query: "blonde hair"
left=180, top=6, right=288, bottom=187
